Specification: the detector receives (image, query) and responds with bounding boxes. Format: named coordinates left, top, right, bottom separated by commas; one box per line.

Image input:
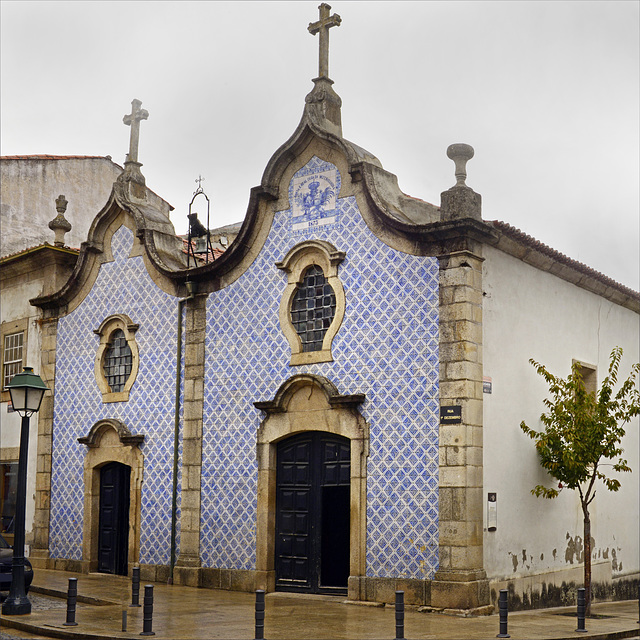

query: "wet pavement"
left=0, top=568, right=638, bottom=639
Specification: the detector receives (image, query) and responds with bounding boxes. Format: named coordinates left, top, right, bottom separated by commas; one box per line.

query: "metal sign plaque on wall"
left=440, top=405, right=462, bottom=424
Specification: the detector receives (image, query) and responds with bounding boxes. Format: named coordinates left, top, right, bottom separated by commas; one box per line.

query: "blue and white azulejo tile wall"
left=51, top=224, right=182, bottom=566
left=202, top=157, right=440, bottom=579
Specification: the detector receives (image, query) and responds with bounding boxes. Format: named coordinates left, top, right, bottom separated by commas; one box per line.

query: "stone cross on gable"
left=123, top=99, right=149, bottom=164
left=308, top=3, right=341, bottom=79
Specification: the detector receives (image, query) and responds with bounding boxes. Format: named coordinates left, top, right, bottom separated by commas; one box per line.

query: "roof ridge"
left=1, top=154, right=113, bottom=160
left=490, top=220, right=639, bottom=298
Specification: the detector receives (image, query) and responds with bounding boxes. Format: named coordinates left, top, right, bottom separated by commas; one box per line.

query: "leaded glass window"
left=103, top=329, right=132, bottom=392
left=291, top=265, right=336, bottom=352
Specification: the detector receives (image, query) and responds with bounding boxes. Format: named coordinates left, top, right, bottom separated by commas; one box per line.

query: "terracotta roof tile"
left=1, top=243, right=80, bottom=262
left=1, top=155, right=112, bottom=160
left=181, top=238, right=225, bottom=265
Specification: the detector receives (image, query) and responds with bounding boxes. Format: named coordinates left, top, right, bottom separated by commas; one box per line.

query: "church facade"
left=17, top=6, right=638, bottom=612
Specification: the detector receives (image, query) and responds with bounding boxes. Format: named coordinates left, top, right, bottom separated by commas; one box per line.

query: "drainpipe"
left=169, top=280, right=196, bottom=584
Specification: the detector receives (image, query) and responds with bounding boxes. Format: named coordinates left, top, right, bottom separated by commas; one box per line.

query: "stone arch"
left=253, top=374, right=368, bottom=596
left=78, top=419, right=144, bottom=574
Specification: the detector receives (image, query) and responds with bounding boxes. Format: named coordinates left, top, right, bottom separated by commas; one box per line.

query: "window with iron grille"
left=3, top=332, right=24, bottom=390
left=291, top=265, right=336, bottom=352
left=103, top=329, right=133, bottom=392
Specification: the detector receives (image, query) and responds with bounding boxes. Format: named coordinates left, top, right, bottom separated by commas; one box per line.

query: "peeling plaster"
left=611, top=548, right=622, bottom=572
left=565, top=533, right=584, bottom=564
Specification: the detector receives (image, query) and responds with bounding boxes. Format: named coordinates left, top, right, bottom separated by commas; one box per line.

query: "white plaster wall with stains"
left=481, top=244, right=639, bottom=587
left=0, top=278, right=45, bottom=546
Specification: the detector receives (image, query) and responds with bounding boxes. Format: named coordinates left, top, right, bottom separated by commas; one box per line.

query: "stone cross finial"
left=308, top=3, right=341, bottom=79
left=447, top=143, right=475, bottom=187
left=123, top=99, right=149, bottom=164
left=195, top=175, right=205, bottom=191
left=48, top=194, right=72, bottom=247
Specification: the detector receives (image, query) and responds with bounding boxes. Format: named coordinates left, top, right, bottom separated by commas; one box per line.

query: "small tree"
left=520, top=346, right=639, bottom=615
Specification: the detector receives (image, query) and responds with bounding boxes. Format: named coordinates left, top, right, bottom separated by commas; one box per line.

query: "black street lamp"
left=2, top=366, right=48, bottom=616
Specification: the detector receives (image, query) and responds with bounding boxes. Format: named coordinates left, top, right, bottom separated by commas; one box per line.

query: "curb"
left=30, top=585, right=119, bottom=606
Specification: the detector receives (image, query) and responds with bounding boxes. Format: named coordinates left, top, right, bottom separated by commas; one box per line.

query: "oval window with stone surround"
left=291, top=265, right=336, bottom=352
left=276, top=240, right=345, bottom=366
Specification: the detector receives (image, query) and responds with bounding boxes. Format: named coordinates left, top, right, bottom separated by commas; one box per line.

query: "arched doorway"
left=254, top=374, right=368, bottom=597
left=78, top=419, right=144, bottom=575
left=275, top=432, right=350, bottom=594
left=98, top=462, right=130, bottom=575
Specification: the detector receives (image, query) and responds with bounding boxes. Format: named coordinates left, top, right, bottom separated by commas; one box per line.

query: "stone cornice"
left=254, top=374, right=365, bottom=415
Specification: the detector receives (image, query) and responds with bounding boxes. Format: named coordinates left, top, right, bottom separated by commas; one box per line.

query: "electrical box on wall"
left=487, top=492, right=497, bottom=531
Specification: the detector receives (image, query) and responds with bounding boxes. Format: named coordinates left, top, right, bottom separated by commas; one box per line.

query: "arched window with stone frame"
left=276, top=240, right=346, bottom=365
left=94, top=315, right=140, bottom=402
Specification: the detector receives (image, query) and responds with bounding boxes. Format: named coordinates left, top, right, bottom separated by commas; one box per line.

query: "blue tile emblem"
left=291, top=167, right=338, bottom=233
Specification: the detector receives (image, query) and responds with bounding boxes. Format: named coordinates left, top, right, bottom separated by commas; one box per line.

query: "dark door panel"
left=98, top=462, right=130, bottom=575
left=275, top=432, right=350, bottom=594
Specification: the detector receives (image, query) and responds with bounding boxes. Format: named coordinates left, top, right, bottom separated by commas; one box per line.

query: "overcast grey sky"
left=2, top=1, right=638, bottom=289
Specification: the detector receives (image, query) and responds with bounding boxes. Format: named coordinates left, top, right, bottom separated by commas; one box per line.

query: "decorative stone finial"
left=447, top=143, right=474, bottom=187
left=118, top=99, right=149, bottom=201
left=48, top=195, right=72, bottom=247
left=308, top=3, right=341, bottom=80
left=440, top=144, right=482, bottom=221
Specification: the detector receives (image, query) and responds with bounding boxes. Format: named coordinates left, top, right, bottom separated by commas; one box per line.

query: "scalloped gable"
left=31, top=182, right=185, bottom=313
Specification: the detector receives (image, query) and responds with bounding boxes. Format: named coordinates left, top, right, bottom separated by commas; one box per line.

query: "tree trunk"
left=584, top=513, right=592, bottom=616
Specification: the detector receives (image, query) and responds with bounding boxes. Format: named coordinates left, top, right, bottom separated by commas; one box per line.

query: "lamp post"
left=2, top=366, right=48, bottom=615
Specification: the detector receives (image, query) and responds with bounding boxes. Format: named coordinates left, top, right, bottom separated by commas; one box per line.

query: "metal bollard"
left=395, top=590, right=405, bottom=640
left=496, top=589, right=510, bottom=638
left=122, top=607, right=128, bottom=632
left=575, top=587, right=587, bottom=633
left=131, top=566, right=141, bottom=607
left=255, top=589, right=265, bottom=640
left=63, top=577, right=79, bottom=626
left=140, top=584, right=155, bottom=636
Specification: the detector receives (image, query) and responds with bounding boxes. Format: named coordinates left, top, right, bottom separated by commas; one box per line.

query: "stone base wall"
left=348, top=576, right=430, bottom=605
left=489, top=562, right=639, bottom=610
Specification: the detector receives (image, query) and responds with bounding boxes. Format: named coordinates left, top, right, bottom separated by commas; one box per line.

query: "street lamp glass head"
left=7, top=367, right=49, bottom=416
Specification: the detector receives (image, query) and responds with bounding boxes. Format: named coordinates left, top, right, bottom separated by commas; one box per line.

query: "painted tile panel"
left=202, top=157, right=440, bottom=579
left=50, top=225, right=183, bottom=566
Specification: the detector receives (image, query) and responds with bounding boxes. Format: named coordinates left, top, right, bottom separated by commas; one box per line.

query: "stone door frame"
left=254, top=374, right=368, bottom=596
left=78, top=419, right=144, bottom=575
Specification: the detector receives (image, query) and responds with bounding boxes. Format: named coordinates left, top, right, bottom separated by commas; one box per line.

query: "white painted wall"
left=0, top=279, right=45, bottom=547
left=482, top=244, right=639, bottom=584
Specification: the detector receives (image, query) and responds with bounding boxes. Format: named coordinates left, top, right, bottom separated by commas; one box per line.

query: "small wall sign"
left=440, top=405, right=462, bottom=424
left=483, top=376, right=492, bottom=394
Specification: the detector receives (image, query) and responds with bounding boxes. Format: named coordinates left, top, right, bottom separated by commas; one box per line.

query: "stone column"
left=174, top=293, right=207, bottom=587
left=30, top=317, right=58, bottom=569
left=431, top=248, right=489, bottom=612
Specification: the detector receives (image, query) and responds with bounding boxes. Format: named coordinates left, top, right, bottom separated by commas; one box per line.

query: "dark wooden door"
left=98, top=462, right=130, bottom=575
left=275, top=432, right=350, bottom=594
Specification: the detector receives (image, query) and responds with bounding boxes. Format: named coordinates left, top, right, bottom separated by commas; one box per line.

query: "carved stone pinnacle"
left=49, top=194, right=72, bottom=246
left=447, top=143, right=475, bottom=187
